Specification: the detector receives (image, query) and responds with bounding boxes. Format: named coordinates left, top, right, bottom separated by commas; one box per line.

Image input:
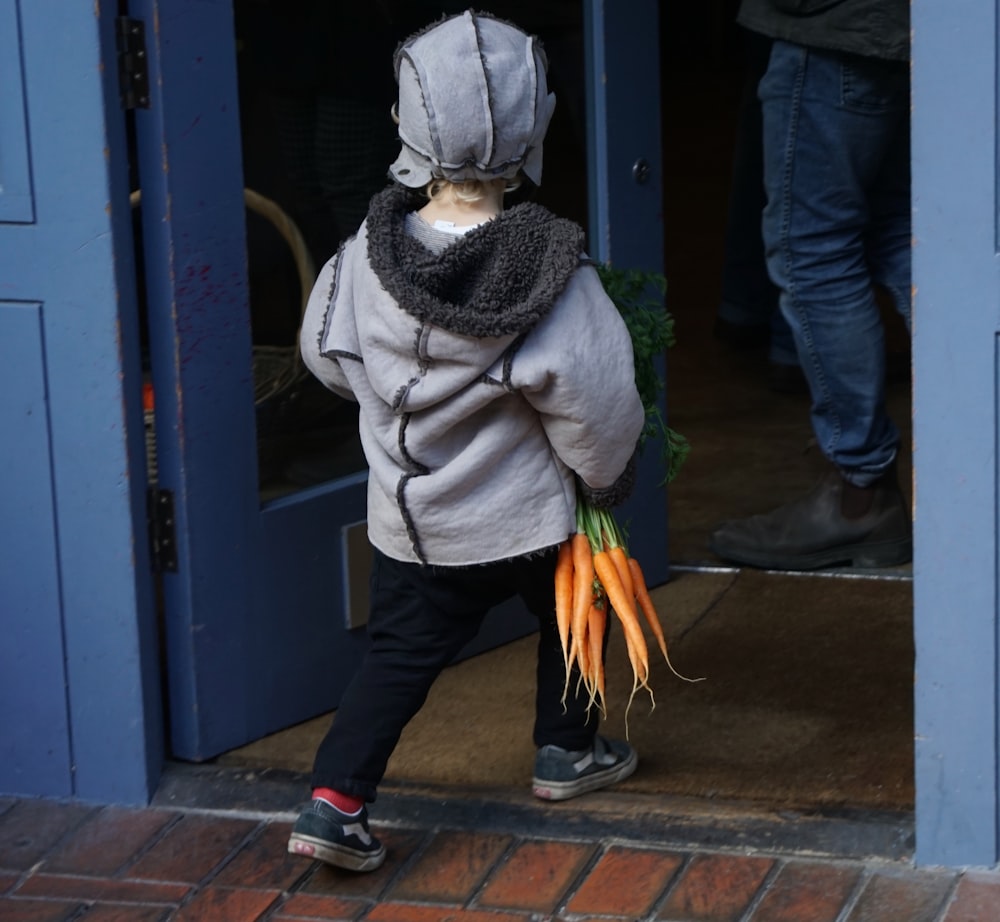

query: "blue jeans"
left=759, top=41, right=911, bottom=485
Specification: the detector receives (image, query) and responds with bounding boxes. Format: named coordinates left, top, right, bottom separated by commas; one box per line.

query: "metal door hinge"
left=147, top=488, right=178, bottom=573
left=116, top=17, right=151, bottom=110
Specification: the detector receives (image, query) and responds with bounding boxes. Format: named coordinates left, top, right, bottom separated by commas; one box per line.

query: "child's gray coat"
left=300, top=184, right=645, bottom=566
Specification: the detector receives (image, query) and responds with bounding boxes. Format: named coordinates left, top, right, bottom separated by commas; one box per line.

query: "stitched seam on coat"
left=396, top=413, right=430, bottom=564
left=317, top=239, right=350, bottom=354
left=328, top=350, right=362, bottom=363
left=501, top=334, right=528, bottom=392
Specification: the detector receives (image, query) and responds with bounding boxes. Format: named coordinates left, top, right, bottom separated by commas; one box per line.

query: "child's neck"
left=418, top=186, right=504, bottom=228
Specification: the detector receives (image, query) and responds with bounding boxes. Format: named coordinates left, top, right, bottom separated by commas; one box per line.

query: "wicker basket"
left=132, top=187, right=318, bottom=480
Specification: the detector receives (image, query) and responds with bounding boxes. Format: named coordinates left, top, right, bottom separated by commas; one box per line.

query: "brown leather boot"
left=708, top=466, right=912, bottom=570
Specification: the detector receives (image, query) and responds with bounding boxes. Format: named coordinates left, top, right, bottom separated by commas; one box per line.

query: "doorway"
left=207, top=2, right=914, bottom=819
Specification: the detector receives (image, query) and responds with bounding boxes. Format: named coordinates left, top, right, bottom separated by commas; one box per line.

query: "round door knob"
left=632, top=158, right=651, bottom=184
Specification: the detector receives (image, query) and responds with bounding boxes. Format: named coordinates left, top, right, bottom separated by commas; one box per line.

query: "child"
left=289, top=9, right=646, bottom=872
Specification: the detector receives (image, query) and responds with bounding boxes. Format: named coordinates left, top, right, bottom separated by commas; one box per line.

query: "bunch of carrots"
left=553, top=264, right=697, bottom=730
left=554, top=500, right=699, bottom=730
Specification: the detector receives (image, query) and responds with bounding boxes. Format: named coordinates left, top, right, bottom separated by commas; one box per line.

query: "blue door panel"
left=0, top=0, right=163, bottom=803
left=0, top=303, right=71, bottom=796
left=250, top=480, right=373, bottom=734
left=253, top=476, right=367, bottom=730
left=249, top=482, right=382, bottom=730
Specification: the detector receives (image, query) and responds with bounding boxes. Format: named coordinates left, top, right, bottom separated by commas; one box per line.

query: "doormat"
left=217, top=569, right=914, bottom=813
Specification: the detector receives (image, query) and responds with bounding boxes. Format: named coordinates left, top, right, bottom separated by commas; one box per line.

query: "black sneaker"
left=532, top=735, right=637, bottom=801
left=287, top=799, right=386, bottom=872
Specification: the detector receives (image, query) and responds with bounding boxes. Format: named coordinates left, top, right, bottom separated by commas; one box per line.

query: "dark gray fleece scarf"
left=365, top=184, right=586, bottom=339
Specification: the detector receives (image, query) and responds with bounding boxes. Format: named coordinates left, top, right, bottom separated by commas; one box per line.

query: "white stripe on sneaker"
left=343, top=821, right=374, bottom=846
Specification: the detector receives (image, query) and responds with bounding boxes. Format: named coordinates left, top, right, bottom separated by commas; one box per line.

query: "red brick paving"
left=1, top=797, right=997, bottom=921
left=388, top=830, right=512, bottom=904
left=169, top=886, right=283, bottom=921
left=942, top=873, right=1000, bottom=922
left=2, top=900, right=91, bottom=921
left=270, top=891, right=366, bottom=920
left=0, top=800, right=94, bottom=869
left=564, top=845, right=683, bottom=917
left=474, top=839, right=595, bottom=912
left=746, top=861, right=861, bottom=922
left=40, top=806, right=175, bottom=876
left=844, top=867, right=957, bottom=922
left=658, top=853, right=775, bottom=921
left=76, top=907, right=173, bottom=922
left=14, top=872, right=188, bottom=904
left=125, top=812, right=259, bottom=883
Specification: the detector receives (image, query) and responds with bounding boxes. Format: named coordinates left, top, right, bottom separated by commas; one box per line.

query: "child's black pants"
left=310, top=547, right=602, bottom=802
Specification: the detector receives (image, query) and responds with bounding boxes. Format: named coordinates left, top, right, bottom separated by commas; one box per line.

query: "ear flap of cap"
left=521, top=52, right=556, bottom=186
left=389, top=11, right=556, bottom=187
left=389, top=54, right=435, bottom=187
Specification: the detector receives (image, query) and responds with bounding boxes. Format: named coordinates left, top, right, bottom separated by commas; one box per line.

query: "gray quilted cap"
left=389, top=10, right=556, bottom=189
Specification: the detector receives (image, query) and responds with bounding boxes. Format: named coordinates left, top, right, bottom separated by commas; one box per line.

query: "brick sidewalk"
left=2, top=791, right=999, bottom=921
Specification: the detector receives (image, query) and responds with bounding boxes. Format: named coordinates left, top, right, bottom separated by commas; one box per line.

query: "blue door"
left=0, top=0, right=162, bottom=802
left=130, top=0, right=397, bottom=761
left=911, top=0, right=1000, bottom=867
left=131, top=0, right=668, bottom=762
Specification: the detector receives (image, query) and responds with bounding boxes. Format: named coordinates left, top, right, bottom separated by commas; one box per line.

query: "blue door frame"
left=911, top=0, right=1000, bottom=868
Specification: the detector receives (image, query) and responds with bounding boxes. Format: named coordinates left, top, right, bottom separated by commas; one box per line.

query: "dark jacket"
left=737, top=0, right=909, bottom=62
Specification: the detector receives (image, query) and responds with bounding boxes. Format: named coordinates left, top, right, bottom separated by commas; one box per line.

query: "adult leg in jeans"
left=708, top=41, right=911, bottom=571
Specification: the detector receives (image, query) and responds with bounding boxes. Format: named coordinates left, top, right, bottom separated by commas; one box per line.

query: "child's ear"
left=390, top=102, right=400, bottom=126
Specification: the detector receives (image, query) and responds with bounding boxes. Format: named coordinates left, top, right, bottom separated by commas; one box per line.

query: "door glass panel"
left=232, top=2, right=586, bottom=500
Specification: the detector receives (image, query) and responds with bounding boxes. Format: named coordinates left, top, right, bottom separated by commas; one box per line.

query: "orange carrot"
left=586, top=599, right=607, bottom=713
left=618, top=615, right=653, bottom=739
left=628, top=556, right=703, bottom=684
left=572, top=610, right=591, bottom=701
left=553, top=540, right=574, bottom=671
left=627, top=556, right=667, bottom=660
left=608, top=545, right=635, bottom=601
left=593, top=550, right=651, bottom=691
left=565, top=533, right=594, bottom=687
